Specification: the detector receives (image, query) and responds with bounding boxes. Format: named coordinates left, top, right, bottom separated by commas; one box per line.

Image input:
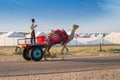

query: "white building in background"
left=0, top=31, right=120, bottom=46
left=26, top=31, right=47, bottom=38
left=0, top=32, right=25, bottom=38
left=68, top=32, right=120, bottom=45
left=104, top=32, right=120, bottom=44
left=0, top=32, right=25, bottom=46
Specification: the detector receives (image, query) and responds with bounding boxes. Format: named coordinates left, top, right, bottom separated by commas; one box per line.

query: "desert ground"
left=0, top=46, right=120, bottom=80
left=0, top=69, right=120, bottom=80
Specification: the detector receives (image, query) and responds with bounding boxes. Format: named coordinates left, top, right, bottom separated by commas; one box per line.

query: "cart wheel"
left=29, top=47, right=43, bottom=61
left=22, top=48, right=31, bottom=60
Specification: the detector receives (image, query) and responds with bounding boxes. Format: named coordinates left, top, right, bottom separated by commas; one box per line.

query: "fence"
left=68, top=37, right=120, bottom=45
left=0, top=37, right=120, bottom=46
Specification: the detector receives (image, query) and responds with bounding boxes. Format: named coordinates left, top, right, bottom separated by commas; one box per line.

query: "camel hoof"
left=60, top=56, right=64, bottom=60
left=61, top=58, right=64, bottom=60
left=44, top=58, right=48, bottom=61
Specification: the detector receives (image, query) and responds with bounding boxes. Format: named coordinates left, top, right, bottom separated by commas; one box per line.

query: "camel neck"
left=69, top=29, right=75, bottom=41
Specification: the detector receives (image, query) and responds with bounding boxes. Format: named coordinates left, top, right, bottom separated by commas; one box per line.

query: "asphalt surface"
left=0, top=56, right=120, bottom=77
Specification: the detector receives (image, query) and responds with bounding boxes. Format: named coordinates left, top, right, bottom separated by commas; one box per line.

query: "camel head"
left=73, top=24, right=79, bottom=30
left=68, top=24, right=79, bottom=41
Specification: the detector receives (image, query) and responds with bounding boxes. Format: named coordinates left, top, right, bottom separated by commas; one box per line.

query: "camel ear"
left=76, top=25, right=79, bottom=28
left=73, top=24, right=76, bottom=26
left=73, top=24, right=79, bottom=27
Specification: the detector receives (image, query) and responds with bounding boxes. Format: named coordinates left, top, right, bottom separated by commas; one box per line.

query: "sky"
left=0, top=0, right=120, bottom=33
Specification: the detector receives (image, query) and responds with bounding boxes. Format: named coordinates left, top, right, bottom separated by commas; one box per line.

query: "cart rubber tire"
left=22, top=48, right=31, bottom=60
left=29, top=47, right=43, bottom=61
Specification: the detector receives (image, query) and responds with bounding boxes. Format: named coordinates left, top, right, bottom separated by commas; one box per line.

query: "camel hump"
left=54, top=29, right=68, bottom=38
left=55, top=29, right=63, bottom=36
left=49, top=29, right=68, bottom=44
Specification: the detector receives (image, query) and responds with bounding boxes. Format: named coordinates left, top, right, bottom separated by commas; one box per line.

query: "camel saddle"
left=49, top=29, right=68, bottom=44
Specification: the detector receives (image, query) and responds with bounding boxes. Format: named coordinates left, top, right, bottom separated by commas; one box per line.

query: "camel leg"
left=47, top=45, right=52, bottom=57
left=43, top=45, right=52, bottom=60
left=65, top=46, right=69, bottom=53
left=43, top=47, right=48, bottom=60
left=60, top=44, right=66, bottom=60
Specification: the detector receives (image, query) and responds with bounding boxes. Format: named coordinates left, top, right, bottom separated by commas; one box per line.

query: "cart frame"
left=17, top=38, right=48, bottom=61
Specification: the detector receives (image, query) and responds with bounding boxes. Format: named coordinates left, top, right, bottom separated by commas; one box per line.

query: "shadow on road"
left=40, top=57, right=120, bottom=63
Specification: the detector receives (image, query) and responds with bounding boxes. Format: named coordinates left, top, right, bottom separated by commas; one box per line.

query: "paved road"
left=0, top=56, right=120, bottom=77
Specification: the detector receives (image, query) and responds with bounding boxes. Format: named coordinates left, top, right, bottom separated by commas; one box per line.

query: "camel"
left=43, top=24, right=79, bottom=60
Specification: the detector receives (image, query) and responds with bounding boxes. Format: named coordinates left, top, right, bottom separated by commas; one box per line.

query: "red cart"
left=17, top=36, right=48, bottom=61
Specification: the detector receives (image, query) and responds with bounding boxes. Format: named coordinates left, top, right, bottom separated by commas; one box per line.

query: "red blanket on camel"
left=49, top=29, right=68, bottom=44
